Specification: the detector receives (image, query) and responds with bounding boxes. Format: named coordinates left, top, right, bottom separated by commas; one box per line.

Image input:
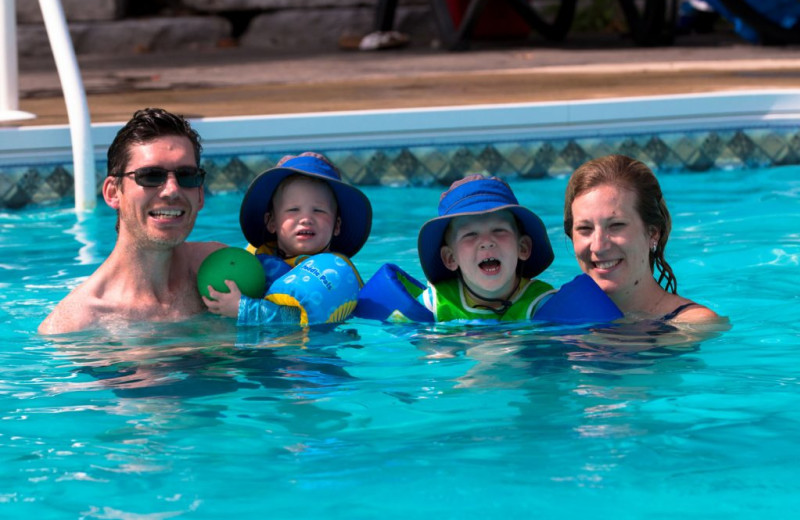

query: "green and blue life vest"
left=420, top=277, right=556, bottom=322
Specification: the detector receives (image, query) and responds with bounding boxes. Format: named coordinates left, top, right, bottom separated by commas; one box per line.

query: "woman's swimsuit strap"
left=660, top=302, right=699, bottom=321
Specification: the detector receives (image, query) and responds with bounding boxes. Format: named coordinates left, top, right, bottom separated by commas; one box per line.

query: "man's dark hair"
left=107, top=108, right=202, bottom=179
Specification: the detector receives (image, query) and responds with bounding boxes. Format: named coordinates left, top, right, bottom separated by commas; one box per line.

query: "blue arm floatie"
left=532, top=274, right=623, bottom=324
left=354, top=263, right=434, bottom=322
left=237, top=296, right=301, bottom=326
left=256, top=253, right=292, bottom=290
left=238, top=253, right=362, bottom=327
left=234, top=253, right=298, bottom=324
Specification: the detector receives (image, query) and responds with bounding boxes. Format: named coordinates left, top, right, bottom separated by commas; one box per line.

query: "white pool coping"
left=2, top=89, right=800, bottom=166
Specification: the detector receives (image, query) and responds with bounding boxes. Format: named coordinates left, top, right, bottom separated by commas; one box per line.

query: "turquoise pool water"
left=2, top=166, right=799, bottom=518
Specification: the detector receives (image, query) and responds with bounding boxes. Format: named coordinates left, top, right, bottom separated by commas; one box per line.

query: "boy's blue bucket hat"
left=240, top=154, right=372, bottom=257
left=418, top=175, right=554, bottom=284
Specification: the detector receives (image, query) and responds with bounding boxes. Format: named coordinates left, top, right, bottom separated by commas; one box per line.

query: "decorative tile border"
left=3, top=91, right=800, bottom=209
left=4, top=124, right=798, bottom=210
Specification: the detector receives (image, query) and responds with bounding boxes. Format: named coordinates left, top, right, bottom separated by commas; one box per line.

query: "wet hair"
left=563, top=154, right=677, bottom=293
left=106, top=107, right=202, bottom=183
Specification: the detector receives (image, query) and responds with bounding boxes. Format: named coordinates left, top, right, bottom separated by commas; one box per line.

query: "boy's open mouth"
left=479, top=257, right=501, bottom=274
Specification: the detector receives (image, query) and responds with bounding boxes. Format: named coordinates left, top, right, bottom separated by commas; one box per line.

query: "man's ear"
left=102, top=177, right=121, bottom=209
left=197, top=184, right=205, bottom=210
left=518, top=235, right=533, bottom=261
left=441, top=245, right=459, bottom=272
left=333, top=216, right=341, bottom=237
left=265, top=212, right=275, bottom=233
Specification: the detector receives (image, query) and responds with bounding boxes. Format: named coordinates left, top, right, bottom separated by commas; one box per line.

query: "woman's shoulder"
left=666, top=298, right=718, bottom=323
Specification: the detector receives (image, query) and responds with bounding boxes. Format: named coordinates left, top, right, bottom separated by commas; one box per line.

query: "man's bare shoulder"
left=181, top=241, right=227, bottom=271
left=39, top=242, right=227, bottom=335
left=192, top=240, right=227, bottom=256
left=37, top=282, right=103, bottom=335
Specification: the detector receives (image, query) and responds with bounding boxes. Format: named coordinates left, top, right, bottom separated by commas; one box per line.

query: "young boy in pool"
left=416, top=174, right=557, bottom=321
left=354, top=173, right=621, bottom=324
left=203, top=152, right=372, bottom=326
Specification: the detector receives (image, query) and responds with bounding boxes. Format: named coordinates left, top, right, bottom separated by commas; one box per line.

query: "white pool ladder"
left=1, top=0, right=95, bottom=211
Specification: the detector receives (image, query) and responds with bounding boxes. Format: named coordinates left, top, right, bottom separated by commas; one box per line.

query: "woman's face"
left=570, top=184, right=657, bottom=301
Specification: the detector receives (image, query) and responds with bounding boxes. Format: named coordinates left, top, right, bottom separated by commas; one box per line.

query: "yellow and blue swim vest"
left=238, top=250, right=363, bottom=327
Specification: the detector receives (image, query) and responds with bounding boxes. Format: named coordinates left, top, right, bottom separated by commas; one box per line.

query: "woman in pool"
left=564, top=154, right=718, bottom=323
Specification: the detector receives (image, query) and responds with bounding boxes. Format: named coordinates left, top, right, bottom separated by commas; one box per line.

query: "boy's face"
left=266, top=177, right=341, bottom=257
left=440, top=211, right=532, bottom=301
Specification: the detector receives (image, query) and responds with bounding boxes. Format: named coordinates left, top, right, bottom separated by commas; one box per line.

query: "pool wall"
left=1, top=89, right=799, bottom=209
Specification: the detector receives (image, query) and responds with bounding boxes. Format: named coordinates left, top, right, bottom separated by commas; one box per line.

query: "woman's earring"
left=650, top=241, right=657, bottom=253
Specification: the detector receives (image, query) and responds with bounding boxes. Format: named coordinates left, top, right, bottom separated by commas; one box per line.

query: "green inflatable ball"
left=197, top=247, right=266, bottom=300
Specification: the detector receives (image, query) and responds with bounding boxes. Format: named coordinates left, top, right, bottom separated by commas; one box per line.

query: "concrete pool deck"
left=11, top=34, right=800, bottom=128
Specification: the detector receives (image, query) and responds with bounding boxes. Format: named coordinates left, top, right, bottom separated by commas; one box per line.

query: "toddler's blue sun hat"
left=240, top=153, right=372, bottom=257
left=418, top=174, right=554, bottom=284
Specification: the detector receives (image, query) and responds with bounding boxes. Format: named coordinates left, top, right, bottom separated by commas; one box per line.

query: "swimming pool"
left=2, top=163, right=798, bottom=518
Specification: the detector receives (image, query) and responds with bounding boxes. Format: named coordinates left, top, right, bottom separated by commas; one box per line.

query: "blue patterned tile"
left=4, top=124, right=800, bottom=209
left=559, top=140, right=592, bottom=170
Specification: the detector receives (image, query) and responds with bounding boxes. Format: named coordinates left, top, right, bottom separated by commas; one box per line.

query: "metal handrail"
left=0, top=0, right=34, bottom=122
left=38, top=0, right=95, bottom=211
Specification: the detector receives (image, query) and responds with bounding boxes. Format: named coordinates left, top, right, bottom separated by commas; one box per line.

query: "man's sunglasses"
left=110, top=166, right=206, bottom=188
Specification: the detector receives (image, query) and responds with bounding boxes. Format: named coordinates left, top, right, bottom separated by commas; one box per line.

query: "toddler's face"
left=440, top=211, right=531, bottom=301
left=267, top=177, right=340, bottom=257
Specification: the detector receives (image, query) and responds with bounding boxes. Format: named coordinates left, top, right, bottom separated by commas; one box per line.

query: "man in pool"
left=38, top=108, right=226, bottom=335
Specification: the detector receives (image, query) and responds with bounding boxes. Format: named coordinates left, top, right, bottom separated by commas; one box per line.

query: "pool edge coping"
left=2, top=88, right=800, bottom=165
